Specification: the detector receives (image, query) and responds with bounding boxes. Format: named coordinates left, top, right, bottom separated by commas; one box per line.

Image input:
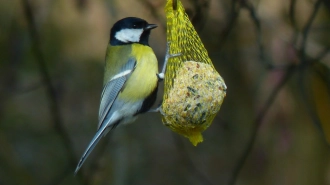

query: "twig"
left=218, top=0, right=241, bottom=51
left=313, top=62, right=330, bottom=96
left=47, top=167, right=72, bottom=185
left=289, top=0, right=298, bottom=43
left=188, top=0, right=211, bottom=31
left=75, top=0, right=87, bottom=10
left=172, top=134, right=215, bottom=185
left=297, top=66, right=323, bottom=130
left=0, top=130, right=36, bottom=184
left=240, top=1, right=270, bottom=70
left=300, top=0, right=323, bottom=64
left=228, top=0, right=325, bottom=183
left=85, top=136, right=111, bottom=182
left=313, top=47, right=330, bottom=62
left=294, top=0, right=325, bottom=140
left=14, top=81, right=44, bottom=94
left=228, top=65, right=296, bottom=185
left=21, top=0, right=87, bottom=184
left=297, top=60, right=330, bottom=146
left=137, top=0, right=165, bottom=28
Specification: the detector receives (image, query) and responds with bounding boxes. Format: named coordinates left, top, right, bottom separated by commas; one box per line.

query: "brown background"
left=0, top=0, right=330, bottom=185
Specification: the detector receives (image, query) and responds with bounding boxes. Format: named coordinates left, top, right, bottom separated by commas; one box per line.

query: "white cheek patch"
left=115, top=28, right=144, bottom=43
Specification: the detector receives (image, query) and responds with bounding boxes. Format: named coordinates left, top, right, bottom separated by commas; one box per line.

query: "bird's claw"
left=161, top=42, right=181, bottom=75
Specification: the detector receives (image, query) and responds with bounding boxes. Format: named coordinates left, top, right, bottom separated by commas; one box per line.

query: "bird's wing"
left=74, top=58, right=136, bottom=174
left=98, top=58, right=136, bottom=129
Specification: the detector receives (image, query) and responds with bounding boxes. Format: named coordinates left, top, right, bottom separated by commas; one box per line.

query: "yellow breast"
left=119, top=44, right=158, bottom=101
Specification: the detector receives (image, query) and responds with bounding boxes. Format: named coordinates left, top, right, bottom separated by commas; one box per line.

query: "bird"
left=75, top=17, right=160, bottom=174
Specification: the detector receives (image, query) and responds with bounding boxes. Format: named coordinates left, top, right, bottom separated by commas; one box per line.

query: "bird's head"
left=110, top=17, right=157, bottom=46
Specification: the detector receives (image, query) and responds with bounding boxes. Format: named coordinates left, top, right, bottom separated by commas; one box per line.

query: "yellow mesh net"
left=161, top=0, right=226, bottom=146
left=163, top=0, right=214, bottom=100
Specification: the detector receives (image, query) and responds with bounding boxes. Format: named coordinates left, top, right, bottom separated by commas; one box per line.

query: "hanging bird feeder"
left=161, top=0, right=227, bottom=146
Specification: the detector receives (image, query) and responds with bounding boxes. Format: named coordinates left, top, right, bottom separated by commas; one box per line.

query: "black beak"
left=144, top=24, right=157, bottom=30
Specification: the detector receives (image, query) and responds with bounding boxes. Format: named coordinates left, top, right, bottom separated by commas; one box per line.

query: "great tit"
left=75, top=17, right=159, bottom=174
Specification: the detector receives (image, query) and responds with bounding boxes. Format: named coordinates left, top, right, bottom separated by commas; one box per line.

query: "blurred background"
left=1, top=0, right=330, bottom=184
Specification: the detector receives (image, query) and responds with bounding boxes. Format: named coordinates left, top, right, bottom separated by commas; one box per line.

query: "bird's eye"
left=132, top=24, right=137, bottom=28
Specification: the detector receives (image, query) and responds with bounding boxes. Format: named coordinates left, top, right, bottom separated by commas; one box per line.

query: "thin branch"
left=173, top=134, right=215, bottom=185
left=296, top=0, right=327, bottom=143
left=137, top=0, right=165, bottom=28
left=313, top=47, right=330, bottom=62
left=21, top=0, right=87, bottom=184
left=313, top=62, right=330, bottom=96
left=298, top=0, right=327, bottom=141
left=14, top=81, right=44, bottom=94
left=297, top=61, right=330, bottom=147
left=289, top=0, right=297, bottom=28
left=300, top=0, right=323, bottom=64
left=297, top=66, right=323, bottom=130
left=289, top=0, right=299, bottom=44
left=323, top=0, right=330, bottom=13
left=228, top=65, right=296, bottom=185
left=242, top=1, right=291, bottom=70
left=218, top=0, right=241, bottom=51
left=75, top=0, right=87, bottom=10
left=229, top=0, right=325, bottom=183
left=240, top=1, right=271, bottom=70
left=85, top=136, right=111, bottom=182
left=188, top=0, right=211, bottom=31
left=47, top=167, right=72, bottom=185
left=0, top=130, right=36, bottom=184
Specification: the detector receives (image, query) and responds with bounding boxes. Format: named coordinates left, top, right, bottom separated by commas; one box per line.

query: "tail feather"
left=74, top=124, right=110, bottom=175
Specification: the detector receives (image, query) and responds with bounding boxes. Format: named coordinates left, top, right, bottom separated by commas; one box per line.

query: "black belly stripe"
left=136, top=85, right=158, bottom=115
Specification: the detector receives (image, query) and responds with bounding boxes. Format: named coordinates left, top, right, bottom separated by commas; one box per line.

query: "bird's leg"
left=157, top=42, right=181, bottom=80
left=152, top=42, right=180, bottom=113
left=148, top=102, right=163, bottom=113
left=148, top=106, right=161, bottom=113
left=148, top=102, right=166, bottom=115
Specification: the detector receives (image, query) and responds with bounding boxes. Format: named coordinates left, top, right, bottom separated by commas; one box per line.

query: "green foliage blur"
left=0, top=0, right=329, bottom=185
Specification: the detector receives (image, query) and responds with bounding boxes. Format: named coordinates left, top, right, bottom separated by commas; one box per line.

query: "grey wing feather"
left=74, top=58, right=136, bottom=175
left=98, top=58, right=136, bottom=129
left=98, top=78, right=125, bottom=128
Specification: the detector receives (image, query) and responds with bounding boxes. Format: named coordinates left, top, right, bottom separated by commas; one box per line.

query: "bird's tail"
left=74, top=123, right=110, bottom=175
